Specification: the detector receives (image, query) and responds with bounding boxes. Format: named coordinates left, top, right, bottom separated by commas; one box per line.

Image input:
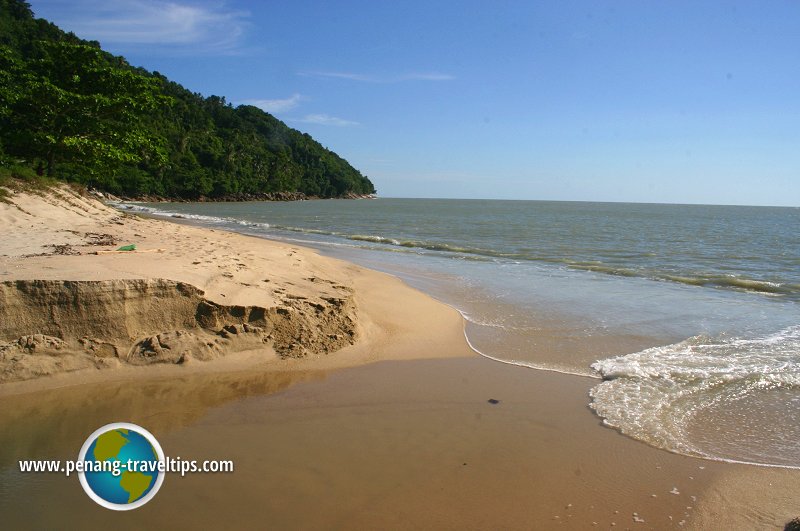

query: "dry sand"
left=0, top=185, right=467, bottom=391
left=1, top=185, right=798, bottom=529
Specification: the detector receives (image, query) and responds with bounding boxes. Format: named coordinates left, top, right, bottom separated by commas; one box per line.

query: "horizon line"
left=372, top=196, right=799, bottom=209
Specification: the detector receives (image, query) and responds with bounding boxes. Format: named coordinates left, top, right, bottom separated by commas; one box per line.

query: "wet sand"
left=2, top=356, right=799, bottom=529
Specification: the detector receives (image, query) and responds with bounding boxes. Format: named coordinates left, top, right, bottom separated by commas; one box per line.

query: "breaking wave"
left=590, top=325, right=800, bottom=468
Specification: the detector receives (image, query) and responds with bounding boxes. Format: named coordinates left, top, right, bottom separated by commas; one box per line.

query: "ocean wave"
left=348, top=234, right=401, bottom=245
left=112, top=202, right=157, bottom=214
left=113, top=203, right=235, bottom=225
left=307, top=231, right=798, bottom=298
left=589, top=325, right=800, bottom=468
left=569, top=264, right=641, bottom=277
left=346, top=234, right=510, bottom=257
left=662, top=274, right=789, bottom=294
left=272, top=225, right=338, bottom=236
left=112, top=203, right=799, bottom=300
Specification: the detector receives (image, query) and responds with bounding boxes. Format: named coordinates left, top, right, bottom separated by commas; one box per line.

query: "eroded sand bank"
left=0, top=186, right=468, bottom=391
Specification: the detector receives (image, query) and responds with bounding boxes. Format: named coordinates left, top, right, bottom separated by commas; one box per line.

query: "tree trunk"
left=46, top=150, right=55, bottom=176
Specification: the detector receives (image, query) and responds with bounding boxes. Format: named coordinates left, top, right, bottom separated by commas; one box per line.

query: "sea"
left=120, top=198, right=800, bottom=469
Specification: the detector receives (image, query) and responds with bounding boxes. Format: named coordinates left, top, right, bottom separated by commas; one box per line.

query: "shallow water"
left=124, top=198, right=800, bottom=467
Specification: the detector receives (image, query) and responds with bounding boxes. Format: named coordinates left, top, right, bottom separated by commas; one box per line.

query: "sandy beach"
left=0, top=185, right=468, bottom=392
left=1, top=186, right=798, bottom=529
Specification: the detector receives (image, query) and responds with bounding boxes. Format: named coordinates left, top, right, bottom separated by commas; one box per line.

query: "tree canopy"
left=0, top=0, right=376, bottom=199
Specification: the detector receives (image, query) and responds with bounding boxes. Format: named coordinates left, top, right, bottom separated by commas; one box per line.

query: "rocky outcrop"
left=0, top=279, right=357, bottom=382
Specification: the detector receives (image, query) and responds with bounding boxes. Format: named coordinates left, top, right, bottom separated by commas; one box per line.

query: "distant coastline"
left=0, top=4, right=375, bottom=205
left=113, top=190, right=378, bottom=203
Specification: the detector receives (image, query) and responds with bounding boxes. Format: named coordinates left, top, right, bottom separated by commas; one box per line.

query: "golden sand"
left=0, top=186, right=797, bottom=529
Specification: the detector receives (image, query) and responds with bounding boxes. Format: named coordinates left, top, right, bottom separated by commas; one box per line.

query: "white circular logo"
left=77, top=422, right=165, bottom=510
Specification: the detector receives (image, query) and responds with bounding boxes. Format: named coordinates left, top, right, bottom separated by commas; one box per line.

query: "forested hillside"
left=0, top=0, right=376, bottom=199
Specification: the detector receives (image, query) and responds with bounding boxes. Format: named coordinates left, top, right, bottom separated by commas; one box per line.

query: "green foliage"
left=0, top=0, right=375, bottom=199
left=0, top=162, right=58, bottom=200
left=2, top=40, right=169, bottom=180
left=0, top=163, right=37, bottom=183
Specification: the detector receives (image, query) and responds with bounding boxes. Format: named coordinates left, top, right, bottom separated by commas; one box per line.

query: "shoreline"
left=1, top=186, right=799, bottom=528
left=0, top=186, right=471, bottom=395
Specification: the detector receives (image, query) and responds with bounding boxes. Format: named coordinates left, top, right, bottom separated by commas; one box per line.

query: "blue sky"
left=29, top=0, right=800, bottom=205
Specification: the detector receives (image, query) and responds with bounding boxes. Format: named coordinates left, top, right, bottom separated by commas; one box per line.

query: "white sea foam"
left=113, top=203, right=273, bottom=228
left=589, top=325, right=800, bottom=468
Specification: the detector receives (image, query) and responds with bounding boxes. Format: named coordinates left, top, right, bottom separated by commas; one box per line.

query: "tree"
left=1, top=41, right=170, bottom=178
left=0, top=1, right=376, bottom=198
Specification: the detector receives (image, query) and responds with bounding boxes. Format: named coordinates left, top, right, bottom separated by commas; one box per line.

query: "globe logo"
left=77, top=422, right=165, bottom=510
